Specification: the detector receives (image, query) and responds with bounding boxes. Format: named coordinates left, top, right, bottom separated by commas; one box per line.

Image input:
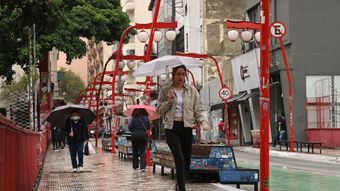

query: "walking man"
left=64, top=110, right=89, bottom=172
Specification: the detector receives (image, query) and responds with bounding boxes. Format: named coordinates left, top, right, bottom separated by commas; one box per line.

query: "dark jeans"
left=165, top=122, right=193, bottom=191
left=52, top=134, right=59, bottom=149
left=68, top=142, right=84, bottom=169
left=131, top=133, right=147, bottom=170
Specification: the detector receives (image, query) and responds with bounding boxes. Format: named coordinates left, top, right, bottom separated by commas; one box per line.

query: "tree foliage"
left=58, top=68, right=85, bottom=103
left=0, top=0, right=130, bottom=82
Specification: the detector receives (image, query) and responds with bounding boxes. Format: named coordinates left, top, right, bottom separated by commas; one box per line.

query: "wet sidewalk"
left=38, top=140, right=244, bottom=191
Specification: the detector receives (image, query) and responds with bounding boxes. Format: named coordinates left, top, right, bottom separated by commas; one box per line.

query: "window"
left=306, top=75, right=340, bottom=128
left=126, top=49, right=135, bottom=55
left=245, top=4, right=260, bottom=52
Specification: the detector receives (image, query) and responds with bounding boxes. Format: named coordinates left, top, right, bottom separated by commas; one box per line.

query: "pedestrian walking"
left=128, top=109, right=150, bottom=172
left=156, top=65, right=209, bottom=191
left=57, top=126, right=65, bottom=149
left=278, top=114, right=287, bottom=144
left=64, top=110, right=89, bottom=172
left=218, top=119, right=225, bottom=144
left=52, top=126, right=60, bottom=150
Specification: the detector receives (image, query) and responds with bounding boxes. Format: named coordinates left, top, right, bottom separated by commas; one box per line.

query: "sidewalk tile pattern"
left=38, top=141, right=241, bottom=191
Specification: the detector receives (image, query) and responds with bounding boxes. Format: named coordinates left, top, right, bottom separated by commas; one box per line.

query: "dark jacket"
left=128, top=116, right=150, bottom=141
left=64, top=117, right=89, bottom=144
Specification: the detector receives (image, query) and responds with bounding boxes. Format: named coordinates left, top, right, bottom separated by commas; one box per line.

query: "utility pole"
left=171, top=0, right=176, bottom=55
left=28, top=26, right=35, bottom=131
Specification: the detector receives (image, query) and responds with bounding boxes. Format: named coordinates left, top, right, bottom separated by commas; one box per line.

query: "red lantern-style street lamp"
left=226, top=1, right=272, bottom=190
left=108, top=0, right=177, bottom=164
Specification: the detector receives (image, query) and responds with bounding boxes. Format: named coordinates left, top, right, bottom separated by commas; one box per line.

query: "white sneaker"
left=140, top=169, right=145, bottom=173
left=72, top=168, right=77, bottom=172
left=78, top=167, right=83, bottom=172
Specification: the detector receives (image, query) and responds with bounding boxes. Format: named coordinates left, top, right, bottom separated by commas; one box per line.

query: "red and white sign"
left=219, top=87, right=232, bottom=100
left=270, top=22, right=286, bottom=38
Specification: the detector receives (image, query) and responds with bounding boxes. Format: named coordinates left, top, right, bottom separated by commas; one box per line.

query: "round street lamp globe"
left=137, top=61, right=144, bottom=67
left=160, top=74, right=167, bottom=81
left=127, top=60, right=136, bottom=70
left=227, top=30, right=239, bottom=42
left=137, top=30, right=149, bottom=43
left=255, top=31, right=261, bottom=42
left=104, top=75, right=111, bottom=82
left=120, top=75, right=127, bottom=82
left=165, top=30, right=176, bottom=41
left=150, top=86, right=156, bottom=91
left=153, top=30, right=163, bottom=42
left=241, top=30, right=253, bottom=42
left=118, top=61, right=125, bottom=70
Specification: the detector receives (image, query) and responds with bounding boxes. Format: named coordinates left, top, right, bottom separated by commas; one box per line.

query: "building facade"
left=244, top=0, right=340, bottom=147
left=199, top=0, right=246, bottom=144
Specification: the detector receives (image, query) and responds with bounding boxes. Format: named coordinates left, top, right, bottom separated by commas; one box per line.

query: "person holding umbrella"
left=64, top=110, right=89, bottom=172
left=128, top=108, right=150, bottom=172
left=156, top=65, right=209, bottom=191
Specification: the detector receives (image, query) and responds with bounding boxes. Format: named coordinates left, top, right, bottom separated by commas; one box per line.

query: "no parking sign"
left=270, top=22, right=286, bottom=38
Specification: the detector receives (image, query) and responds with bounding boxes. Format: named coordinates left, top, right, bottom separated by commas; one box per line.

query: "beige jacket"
left=156, top=82, right=208, bottom=129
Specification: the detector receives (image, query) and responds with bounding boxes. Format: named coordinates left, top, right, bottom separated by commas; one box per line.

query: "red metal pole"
left=259, top=0, right=270, bottom=190
left=143, top=0, right=162, bottom=167
left=224, top=100, right=230, bottom=145
left=278, top=37, right=294, bottom=152
left=110, top=25, right=136, bottom=154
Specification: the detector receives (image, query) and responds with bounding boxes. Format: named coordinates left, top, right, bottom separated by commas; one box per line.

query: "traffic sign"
left=270, top=22, right=286, bottom=38
left=219, top=87, right=232, bottom=100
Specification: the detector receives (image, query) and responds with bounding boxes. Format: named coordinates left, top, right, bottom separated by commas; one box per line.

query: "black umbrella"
left=46, top=104, right=96, bottom=128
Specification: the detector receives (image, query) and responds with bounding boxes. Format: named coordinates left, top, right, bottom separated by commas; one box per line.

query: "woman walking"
left=156, top=65, right=209, bottom=191
left=128, top=109, right=150, bottom=172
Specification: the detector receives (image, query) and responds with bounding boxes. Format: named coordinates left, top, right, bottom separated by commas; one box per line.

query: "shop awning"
left=210, top=91, right=258, bottom=111
left=227, top=92, right=247, bottom=103
left=237, top=91, right=259, bottom=102
left=211, top=92, right=247, bottom=111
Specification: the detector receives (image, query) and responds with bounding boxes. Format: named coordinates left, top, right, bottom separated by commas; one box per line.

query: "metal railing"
left=0, top=114, right=50, bottom=191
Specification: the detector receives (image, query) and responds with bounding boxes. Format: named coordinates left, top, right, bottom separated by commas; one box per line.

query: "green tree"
left=0, top=0, right=131, bottom=82
left=58, top=68, right=85, bottom=103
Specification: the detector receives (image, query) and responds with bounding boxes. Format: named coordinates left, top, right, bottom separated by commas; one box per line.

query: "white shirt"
left=174, top=89, right=184, bottom=118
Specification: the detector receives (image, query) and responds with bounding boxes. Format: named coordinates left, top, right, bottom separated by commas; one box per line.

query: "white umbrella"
left=132, top=55, right=202, bottom=77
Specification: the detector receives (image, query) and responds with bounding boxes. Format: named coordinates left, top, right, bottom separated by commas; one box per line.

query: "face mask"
left=71, top=116, right=80, bottom=121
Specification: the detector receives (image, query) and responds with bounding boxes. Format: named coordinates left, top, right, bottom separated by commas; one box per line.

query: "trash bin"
left=251, top=130, right=260, bottom=148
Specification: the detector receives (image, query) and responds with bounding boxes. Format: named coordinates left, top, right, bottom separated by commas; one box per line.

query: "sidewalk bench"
left=152, top=150, right=175, bottom=179
left=277, top=140, right=299, bottom=151
left=298, top=141, right=322, bottom=154
left=118, top=144, right=132, bottom=160
left=277, top=140, right=322, bottom=154
left=153, top=144, right=259, bottom=191
left=101, top=139, right=112, bottom=151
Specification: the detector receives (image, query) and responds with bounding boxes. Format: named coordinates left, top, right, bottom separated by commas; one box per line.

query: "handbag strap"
left=138, top=118, right=148, bottom=132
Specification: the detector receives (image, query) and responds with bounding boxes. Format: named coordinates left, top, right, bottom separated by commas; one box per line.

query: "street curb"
left=233, top=146, right=340, bottom=164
